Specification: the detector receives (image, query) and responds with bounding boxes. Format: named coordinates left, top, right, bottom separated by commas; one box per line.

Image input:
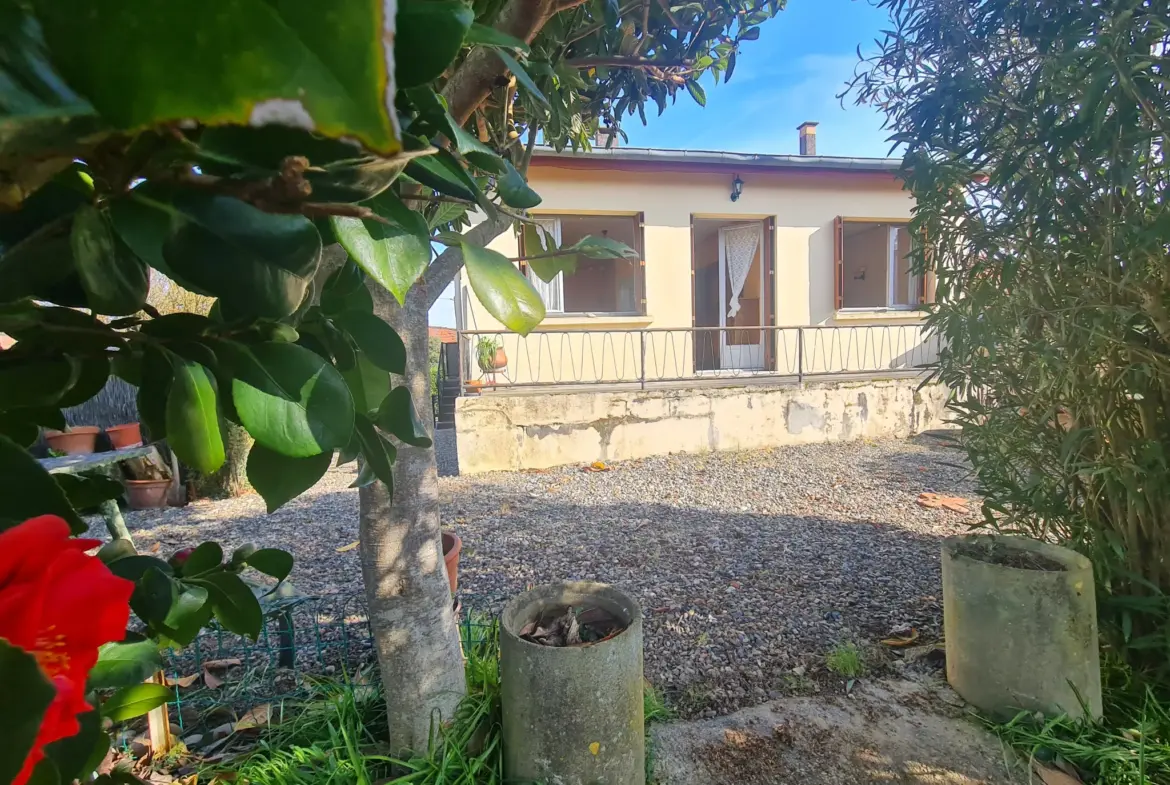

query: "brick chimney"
left=797, top=121, right=819, bottom=156
left=596, top=125, right=619, bottom=148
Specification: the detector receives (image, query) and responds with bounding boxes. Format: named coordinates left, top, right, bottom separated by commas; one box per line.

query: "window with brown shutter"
left=836, top=218, right=922, bottom=311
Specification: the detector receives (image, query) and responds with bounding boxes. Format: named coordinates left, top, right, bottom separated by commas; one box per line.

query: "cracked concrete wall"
left=455, top=379, right=951, bottom=474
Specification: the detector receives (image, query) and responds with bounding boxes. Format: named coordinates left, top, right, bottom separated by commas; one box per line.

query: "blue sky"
left=431, top=0, right=894, bottom=326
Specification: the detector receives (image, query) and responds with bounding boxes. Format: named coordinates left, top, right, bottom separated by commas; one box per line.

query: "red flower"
left=0, top=515, right=133, bottom=785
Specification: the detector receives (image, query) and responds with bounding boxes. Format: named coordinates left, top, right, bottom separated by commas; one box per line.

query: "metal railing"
left=457, top=324, right=941, bottom=392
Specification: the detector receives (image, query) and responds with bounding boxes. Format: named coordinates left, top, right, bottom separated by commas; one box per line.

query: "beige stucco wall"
left=458, top=163, right=930, bottom=387
left=455, top=378, right=951, bottom=474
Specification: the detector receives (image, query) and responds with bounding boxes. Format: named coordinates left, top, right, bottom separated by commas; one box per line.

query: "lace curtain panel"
left=723, top=224, right=760, bottom=318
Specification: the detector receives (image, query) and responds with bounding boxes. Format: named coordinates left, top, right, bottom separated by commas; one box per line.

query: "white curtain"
left=723, top=224, right=761, bottom=318
left=528, top=218, right=563, bottom=312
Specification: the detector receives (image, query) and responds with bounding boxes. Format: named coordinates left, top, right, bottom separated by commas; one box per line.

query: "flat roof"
left=531, top=145, right=902, bottom=173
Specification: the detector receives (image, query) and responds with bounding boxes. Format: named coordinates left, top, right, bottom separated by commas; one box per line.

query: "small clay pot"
left=442, top=531, right=462, bottom=596
left=126, top=478, right=171, bottom=510
left=489, top=347, right=508, bottom=371
left=45, top=427, right=100, bottom=455
left=105, top=422, right=143, bottom=449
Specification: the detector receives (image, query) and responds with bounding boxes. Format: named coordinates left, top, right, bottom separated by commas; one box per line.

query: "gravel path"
left=105, top=433, right=979, bottom=718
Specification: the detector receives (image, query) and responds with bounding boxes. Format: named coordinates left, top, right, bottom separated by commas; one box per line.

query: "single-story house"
left=451, top=124, right=947, bottom=473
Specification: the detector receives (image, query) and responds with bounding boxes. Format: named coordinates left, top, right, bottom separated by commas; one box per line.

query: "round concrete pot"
left=501, top=581, right=644, bottom=785
left=942, top=534, right=1101, bottom=720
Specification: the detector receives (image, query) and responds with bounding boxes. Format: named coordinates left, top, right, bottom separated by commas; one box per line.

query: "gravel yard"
left=106, top=433, right=979, bottom=718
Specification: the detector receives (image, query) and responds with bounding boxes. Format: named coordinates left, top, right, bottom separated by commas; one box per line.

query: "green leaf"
left=71, top=204, right=149, bottom=315
left=354, top=415, right=396, bottom=491
left=160, top=587, right=211, bottom=647
left=320, top=259, right=371, bottom=315
left=191, top=571, right=263, bottom=639
left=0, top=355, right=78, bottom=409
left=523, top=224, right=576, bottom=282
left=465, top=23, right=530, bottom=53
left=405, top=153, right=479, bottom=202
left=462, top=243, right=545, bottom=335
left=568, top=234, right=640, bottom=258
left=55, top=355, right=111, bottom=408
left=97, top=538, right=137, bottom=564
left=166, top=357, right=225, bottom=474
left=341, top=351, right=390, bottom=414
left=89, top=642, right=164, bottom=690
left=180, top=542, right=223, bottom=577
left=137, top=344, right=172, bottom=441
left=107, top=556, right=174, bottom=584
left=334, top=312, right=406, bottom=374
left=739, top=26, right=760, bottom=41
left=159, top=192, right=322, bottom=320
left=247, top=443, right=332, bottom=513
left=395, top=0, right=474, bottom=88
left=375, top=386, right=433, bottom=448
left=494, top=49, right=548, bottom=105
left=130, top=566, right=177, bottom=628
left=225, top=341, right=356, bottom=457
left=0, top=639, right=56, bottom=785
left=32, top=0, right=401, bottom=153
left=497, top=160, right=542, bottom=208
left=0, top=435, right=86, bottom=534
left=686, top=81, right=707, bottom=107
left=54, top=473, right=123, bottom=512
left=331, top=194, right=431, bottom=306
left=245, top=548, right=295, bottom=582
left=101, top=683, right=171, bottom=722
left=0, top=413, right=39, bottom=447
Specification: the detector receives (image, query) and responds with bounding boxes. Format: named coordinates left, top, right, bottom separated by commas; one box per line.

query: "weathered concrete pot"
left=942, top=534, right=1101, bottom=719
left=501, top=581, right=644, bottom=785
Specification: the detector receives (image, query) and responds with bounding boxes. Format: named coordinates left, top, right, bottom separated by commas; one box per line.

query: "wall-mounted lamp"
left=730, top=174, right=744, bottom=202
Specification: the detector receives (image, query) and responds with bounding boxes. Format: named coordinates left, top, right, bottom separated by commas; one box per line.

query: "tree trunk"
left=359, top=280, right=465, bottom=755
left=191, top=421, right=253, bottom=499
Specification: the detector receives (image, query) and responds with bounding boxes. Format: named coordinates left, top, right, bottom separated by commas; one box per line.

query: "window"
left=521, top=214, right=644, bottom=315
left=834, top=218, right=924, bottom=310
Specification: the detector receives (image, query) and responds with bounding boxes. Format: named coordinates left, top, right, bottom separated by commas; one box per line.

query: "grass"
left=213, top=616, right=503, bottom=785
left=825, top=643, right=865, bottom=679
left=643, top=681, right=676, bottom=785
left=987, top=657, right=1170, bottom=785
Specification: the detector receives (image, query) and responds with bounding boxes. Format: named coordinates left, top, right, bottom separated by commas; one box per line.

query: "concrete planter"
left=501, top=581, right=644, bottom=785
left=942, top=534, right=1102, bottom=719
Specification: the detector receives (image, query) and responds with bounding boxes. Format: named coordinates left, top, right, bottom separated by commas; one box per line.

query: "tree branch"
left=566, top=56, right=692, bottom=68
left=423, top=212, right=514, bottom=307
left=441, top=0, right=556, bottom=124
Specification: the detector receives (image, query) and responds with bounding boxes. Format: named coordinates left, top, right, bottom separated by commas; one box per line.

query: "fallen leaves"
left=234, top=703, right=273, bottom=731
left=164, top=672, right=200, bottom=688
left=336, top=540, right=359, bottom=553
left=583, top=460, right=610, bottom=472
left=880, top=628, right=920, bottom=647
left=1033, top=761, right=1084, bottom=785
left=916, top=492, right=970, bottom=514
left=202, top=658, right=241, bottom=689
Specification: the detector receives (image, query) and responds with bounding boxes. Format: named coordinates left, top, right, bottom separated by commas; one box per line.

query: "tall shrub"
left=855, top=1, right=1170, bottom=669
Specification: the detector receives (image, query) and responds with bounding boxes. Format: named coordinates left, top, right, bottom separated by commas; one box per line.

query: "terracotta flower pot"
left=126, top=478, right=171, bottom=510
left=105, top=423, right=143, bottom=449
left=44, top=427, right=99, bottom=456
left=442, top=531, right=462, bottom=596
left=489, top=347, right=508, bottom=371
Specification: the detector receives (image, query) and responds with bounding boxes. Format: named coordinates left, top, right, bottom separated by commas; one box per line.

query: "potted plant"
left=442, top=530, right=462, bottom=595
left=476, top=336, right=507, bottom=373
left=942, top=534, right=1102, bottom=719
left=104, top=422, right=143, bottom=449
left=44, top=426, right=100, bottom=455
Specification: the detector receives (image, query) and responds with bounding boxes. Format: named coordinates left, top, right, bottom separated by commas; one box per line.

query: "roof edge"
left=531, top=145, right=902, bottom=173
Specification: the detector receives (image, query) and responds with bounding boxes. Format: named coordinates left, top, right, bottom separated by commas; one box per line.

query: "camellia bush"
left=0, top=0, right=780, bottom=778
left=853, top=0, right=1170, bottom=673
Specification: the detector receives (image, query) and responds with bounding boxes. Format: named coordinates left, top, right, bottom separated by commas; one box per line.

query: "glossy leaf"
left=462, top=243, right=545, bottom=335
left=494, top=49, right=548, bottom=105
left=166, top=357, right=225, bottom=474
left=101, top=683, right=171, bottom=722
left=375, top=386, right=433, bottom=448
left=686, top=81, right=707, bottom=107
left=191, top=571, right=263, bottom=639
left=354, top=415, right=396, bottom=491
left=71, top=204, right=149, bottom=315
left=55, top=355, right=110, bottom=408
left=180, top=542, right=223, bottom=577
left=395, top=0, right=474, bottom=88
left=245, top=548, right=295, bottom=582
left=341, top=351, right=390, bottom=414
left=247, top=442, right=332, bottom=513
left=88, top=642, right=164, bottom=690
left=497, top=160, right=542, bottom=208
left=335, top=311, right=407, bottom=374
left=0, top=639, right=55, bottom=785
left=0, top=435, right=86, bottom=534
left=137, top=345, right=172, bottom=441
left=106, top=555, right=173, bottom=583
left=39, top=708, right=104, bottom=785
left=161, top=587, right=211, bottom=647
left=405, top=153, right=479, bottom=202
left=53, top=473, right=123, bottom=512
left=0, top=356, right=77, bottom=409
left=31, top=0, right=402, bottom=153
left=523, top=223, right=576, bottom=282
left=226, top=341, right=355, bottom=457
left=569, top=234, right=640, bottom=258
left=331, top=195, right=431, bottom=306
left=159, top=192, right=322, bottom=320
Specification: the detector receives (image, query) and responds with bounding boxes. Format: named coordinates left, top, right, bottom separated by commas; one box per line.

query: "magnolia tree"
left=0, top=0, right=780, bottom=775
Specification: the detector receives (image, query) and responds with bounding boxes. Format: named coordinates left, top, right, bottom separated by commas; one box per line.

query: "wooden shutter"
left=833, top=216, right=844, bottom=310
left=636, top=212, right=647, bottom=315
left=764, top=216, right=776, bottom=371
left=920, top=225, right=935, bottom=304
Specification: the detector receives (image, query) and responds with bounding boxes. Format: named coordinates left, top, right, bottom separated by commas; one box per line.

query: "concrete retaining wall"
left=455, top=378, right=950, bottom=474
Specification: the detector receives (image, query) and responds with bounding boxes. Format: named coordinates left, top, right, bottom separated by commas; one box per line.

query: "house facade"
left=451, top=127, right=948, bottom=473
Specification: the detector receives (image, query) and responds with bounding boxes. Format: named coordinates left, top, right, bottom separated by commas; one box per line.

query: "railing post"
left=457, top=332, right=466, bottom=395
left=797, top=328, right=805, bottom=387
left=639, top=331, right=647, bottom=390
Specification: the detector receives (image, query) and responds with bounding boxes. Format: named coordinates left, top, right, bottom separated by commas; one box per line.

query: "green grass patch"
left=987, top=658, right=1170, bottom=784
left=825, top=643, right=865, bottom=678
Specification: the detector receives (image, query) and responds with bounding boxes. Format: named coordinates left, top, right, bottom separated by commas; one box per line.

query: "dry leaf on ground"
left=916, top=492, right=970, bottom=514
left=583, top=461, right=611, bottom=472
left=202, top=658, right=241, bottom=690
left=880, top=628, right=920, bottom=647
left=1033, top=762, right=1083, bottom=785
left=335, top=541, right=359, bottom=553
left=235, top=704, right=273, bottom=731
left=164, top=672, right=200, bottom=688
